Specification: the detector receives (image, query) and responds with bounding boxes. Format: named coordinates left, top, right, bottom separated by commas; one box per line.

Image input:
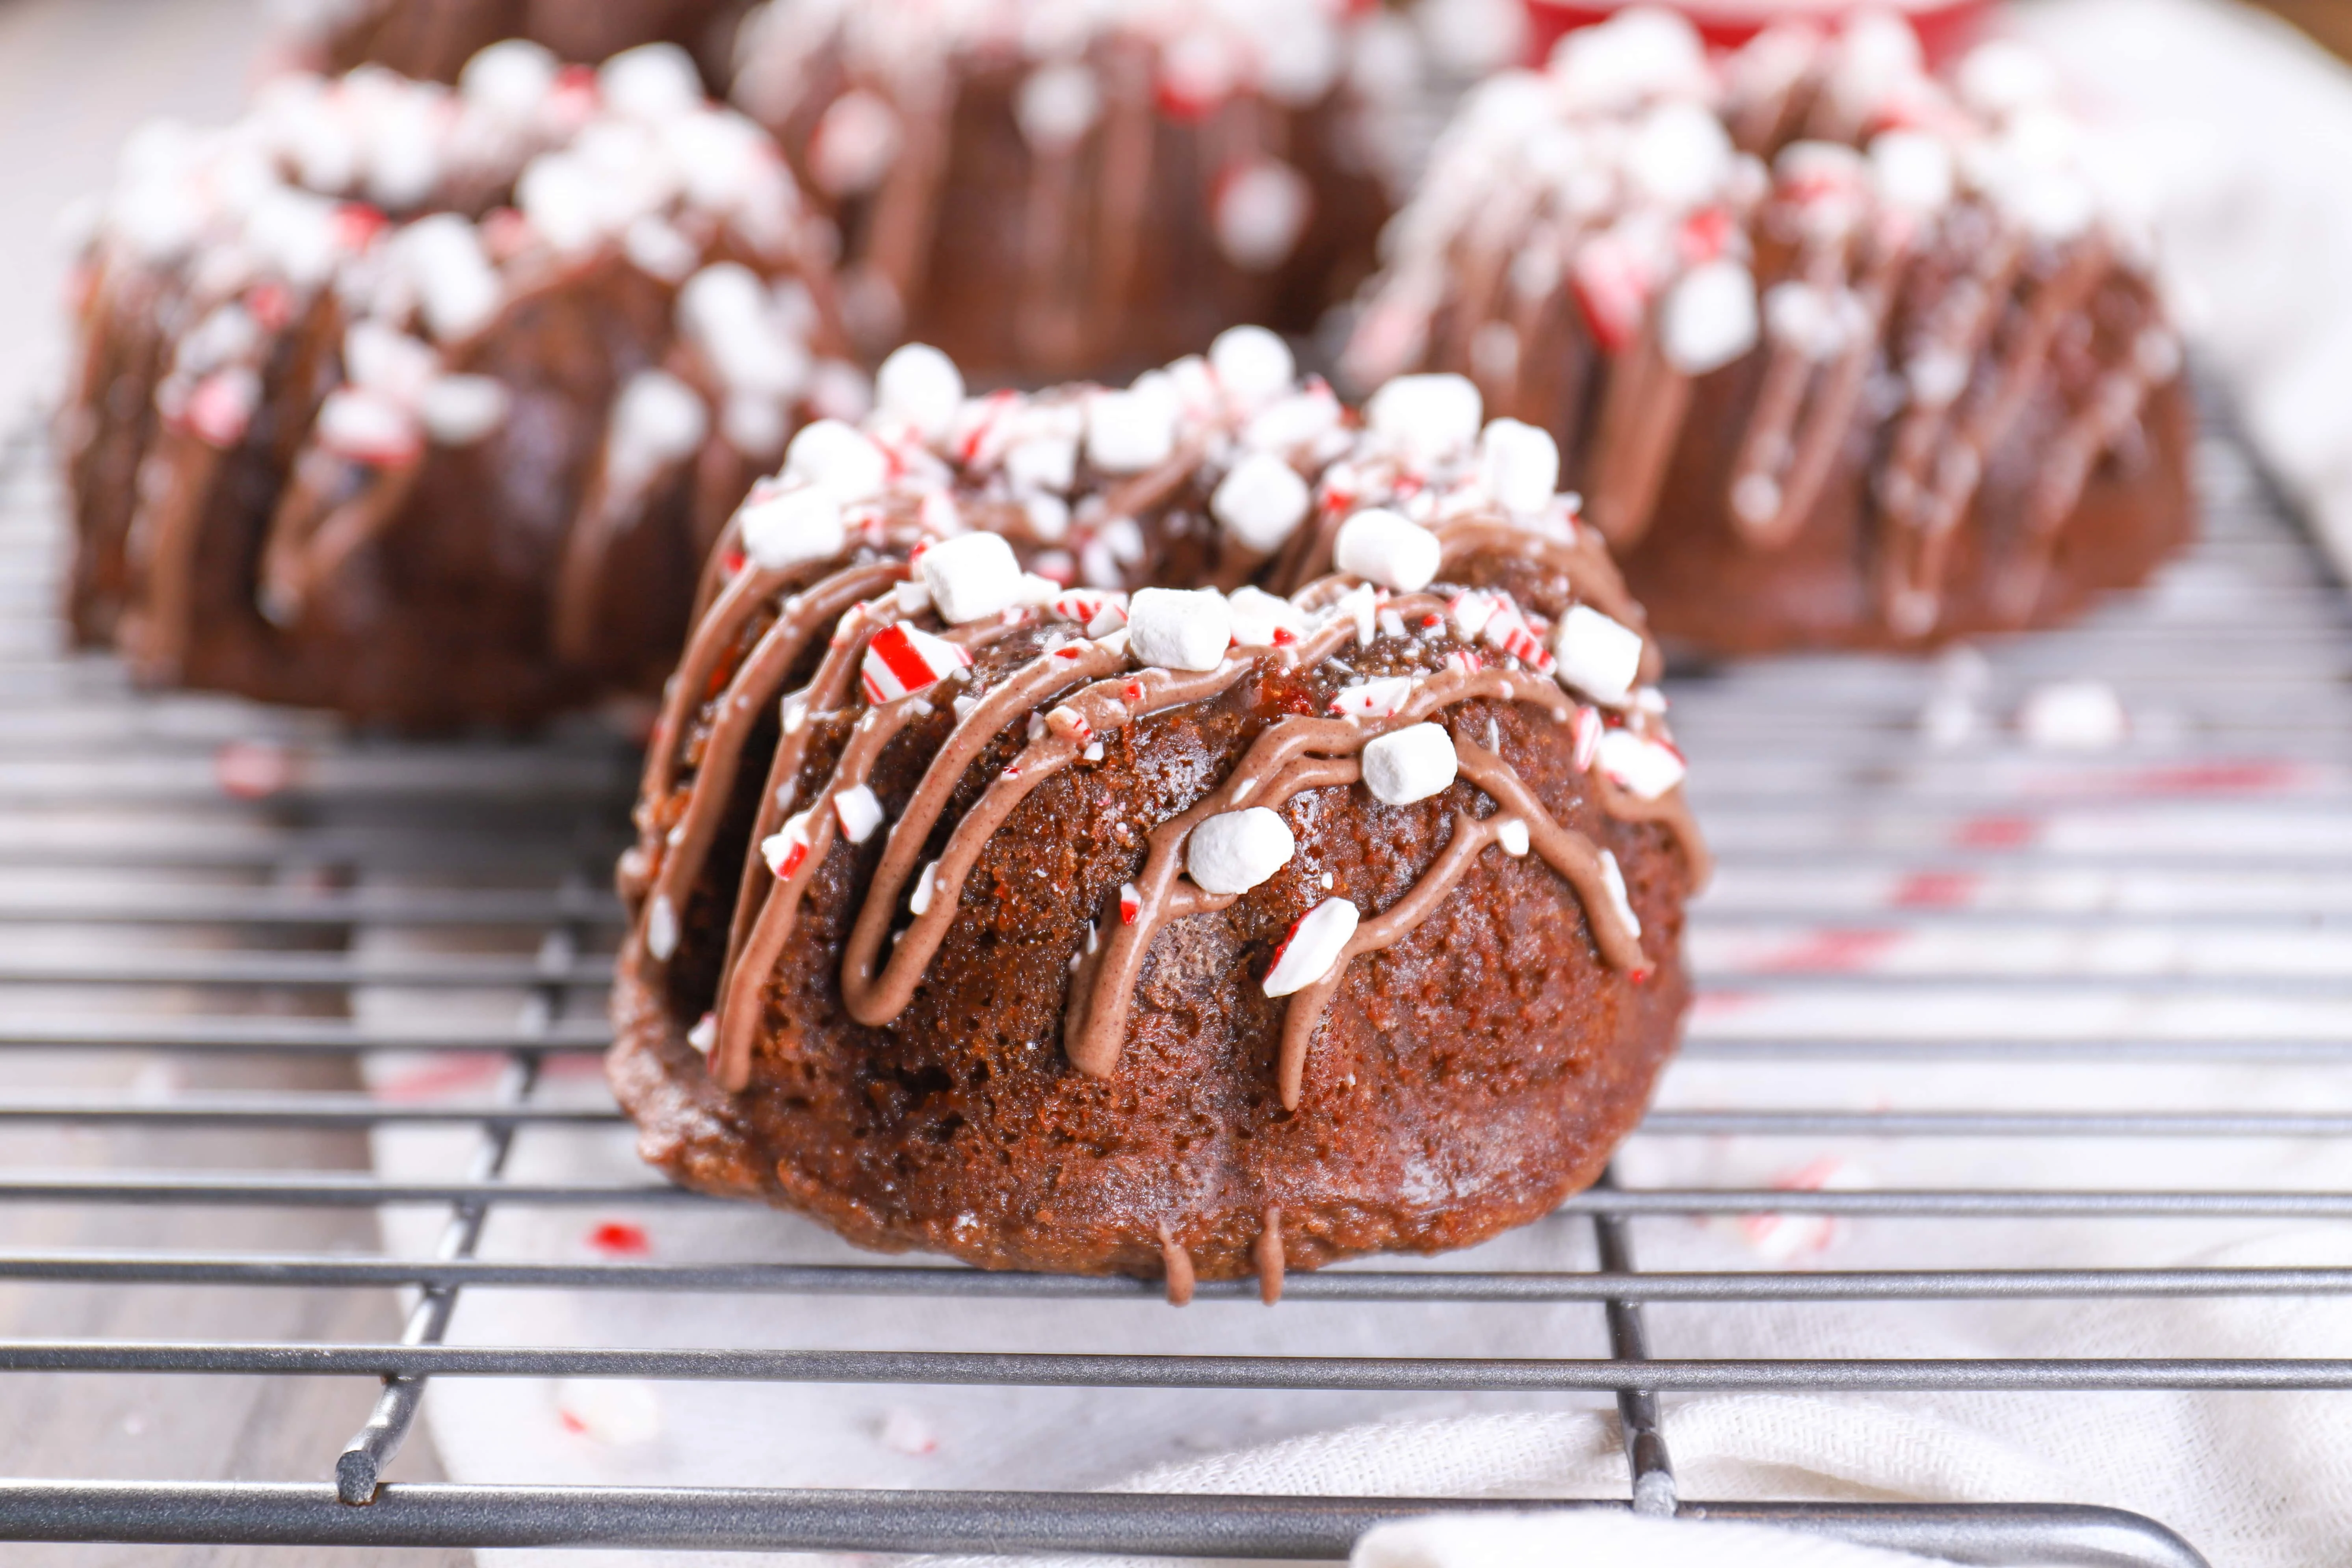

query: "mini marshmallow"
left=1263, top=897, right=1360, bottom=996
left=601, top=44, right=704, bottom=121
left=834, top=783, right=885, bottom=844
left=784, top=418, right=888, bottom=503
left=875, top=343, right=963, bottom=439
left=1126, top=587, right=1231, bottom=671
left=317, top=387, right=421, bottom=467
left=1477, top=420, right=1560, bottom=515
left=1333, top=508, right=1442, bottom=593
left=1626, top=98, right=1733, bottom=210
left=1362, top=723, right=1458, bottom=806
left=1243, top=386, right=1341, bottom=453
left=1209, top=325, right=1295, bottom=409
left=861, top=622, right=969, bottom=703
left=738, top=485, right=845, bottom=570
left=1016, top=61, right=1101, bottom=151
left=920, top=533, right=1026, bottom=624
left=459, top=39, right=559, bottom=118
left=1005, top=435, right=1078, bottom=496
left=1596, top=729, right=1687, bottom=799
left=1213, top=158, right=1311, bottom=272
left=1553, top=605, right=1644, bottom=706
left=418, top=374, right=508, bottom=445
left=1086, top=387, right=1176, bottom=473
left=607, top=370, right=708, bottom=492
left=1211, top=453, right=1312, bottom=552
left=1496, top=818, right=1531, bottom=856
left=1366, top=373, right=1483, bottom=463
left=1226, top=584, right=1307, bottom=648
left=1186, top=807, right=1297, bottom=895
left=1660, top=260, right=1759, bottom=375
left=1870, top=130, right=1954, bottom=215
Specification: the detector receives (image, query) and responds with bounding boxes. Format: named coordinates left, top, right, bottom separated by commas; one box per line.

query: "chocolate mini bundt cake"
left=1343, top=10, right=2193, bottom=654
left=62, top=42, right=859, bottom=727
left=302, top=0, right=752, bottom=95
left=608, top=335, right=1707, bottom=1294
left=728, top=0, right=1418, bottom=386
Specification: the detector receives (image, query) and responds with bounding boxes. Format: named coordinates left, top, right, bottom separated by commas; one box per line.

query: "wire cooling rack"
left=2, top=403, right=2347, bottom=1567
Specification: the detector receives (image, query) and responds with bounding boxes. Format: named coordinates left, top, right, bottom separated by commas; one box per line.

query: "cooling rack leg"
left=1591, top=1167, right=1676, bottom=1516
left=336, top=907, right=583, bottom=1503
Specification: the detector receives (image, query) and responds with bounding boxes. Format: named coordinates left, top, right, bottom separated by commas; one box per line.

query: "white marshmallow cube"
left=1552, top=604, right=1644, bottom=706
left=875, top=343, right=964, bottom=438
left=1211, top=453, right=1311, bottom=552
left=1186, top=807, right=1297, bottom=895
left=1086, top=387, right=1177, bottom=473
left=1126, top=587, right=1232, bottom=671
left=1361, top=723, right=1458, bottom=806
left=1660, top=259, right=1759, bottom=375
left=1477, top=419, right=1561, bottom=515
left=1333, top=508, right=1442, bottom=593
left=1208, top=325, right=1295, bottom=409
left=739, top=485, right=845, bottom=570
left=784, top=418, right=888, bottom=502
left=1366, top=373, right=1483, bottom=463
left=920, top=533, right=1025, bottom=624
left=1263, top=897, right=1361, bottom=996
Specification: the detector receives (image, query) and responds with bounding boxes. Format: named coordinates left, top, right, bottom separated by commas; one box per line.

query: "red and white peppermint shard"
left=860, top=624, right=970, bottom=704
left=1328, top=676, right=1418, bottom=720
left=1263, top=898, right=1361, bottom=997
left=1117, top=882, right=1142, bottom=925
left=184, top=368, right=261, bottom=449
left=1481, top=602, right=1552, bottom=672
left=1572, top=706, right=1605, bottom=771
left=761, top=810, right=814, bottom=879
left=1596, top=730, right=1687, bottom=800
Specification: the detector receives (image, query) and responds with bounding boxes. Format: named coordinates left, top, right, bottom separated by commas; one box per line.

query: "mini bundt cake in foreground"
left=608, top=337, right=1707, bottom=1295
left=302, top=0, right=751, bottom=94
left=1344, top=10, right=2192, bottom=654
left=62, top=43, right=858, bottom=728
left=729, top=0, right=1416, bottom=386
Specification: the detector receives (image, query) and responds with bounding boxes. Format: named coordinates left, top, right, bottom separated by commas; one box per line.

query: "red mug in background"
left=1520, top=0, right=1996, bottom=68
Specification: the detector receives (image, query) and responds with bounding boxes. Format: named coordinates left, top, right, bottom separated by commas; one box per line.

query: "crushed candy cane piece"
left=762, top=810, right=814, bottom=878
left=862, top=623, right=969, bottom=703
left=834, top=784, right=884, bottom=843
left=1597, top=847, right=1643, bottom=940
left=1330, top=676, right=1418, bottom=719
left=1263, top=897, right=1360, bottom=996
left=1596, top=728, right=1686, bottom=799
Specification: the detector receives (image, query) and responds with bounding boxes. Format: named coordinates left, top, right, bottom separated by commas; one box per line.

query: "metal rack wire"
left=1, top=405, right=2345, bottom=1566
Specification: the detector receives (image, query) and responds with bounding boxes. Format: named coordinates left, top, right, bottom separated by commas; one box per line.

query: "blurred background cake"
left=59, top=41, right=861, bottom=726
left=728, top=0, right=1421, bottom=386
left=1344, top=8, right=2194, bottom=653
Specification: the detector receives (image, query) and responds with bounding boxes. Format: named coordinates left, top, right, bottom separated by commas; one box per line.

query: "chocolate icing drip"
left=635, top=560, right=907, bottom=943
left=1255, top=1207, right=1285, bottom=1306
left=1158, top=1222, right=1196, bottom=1307
left=1581, top=322, right=1692, bottom=551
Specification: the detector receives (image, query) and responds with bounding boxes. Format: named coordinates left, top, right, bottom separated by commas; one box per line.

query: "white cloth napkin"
left=1352, top=1509, right=1975, bottom=1568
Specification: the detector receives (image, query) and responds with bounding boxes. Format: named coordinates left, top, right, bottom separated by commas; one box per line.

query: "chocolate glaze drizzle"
left=629, top=480, right=1702, bottom=1125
